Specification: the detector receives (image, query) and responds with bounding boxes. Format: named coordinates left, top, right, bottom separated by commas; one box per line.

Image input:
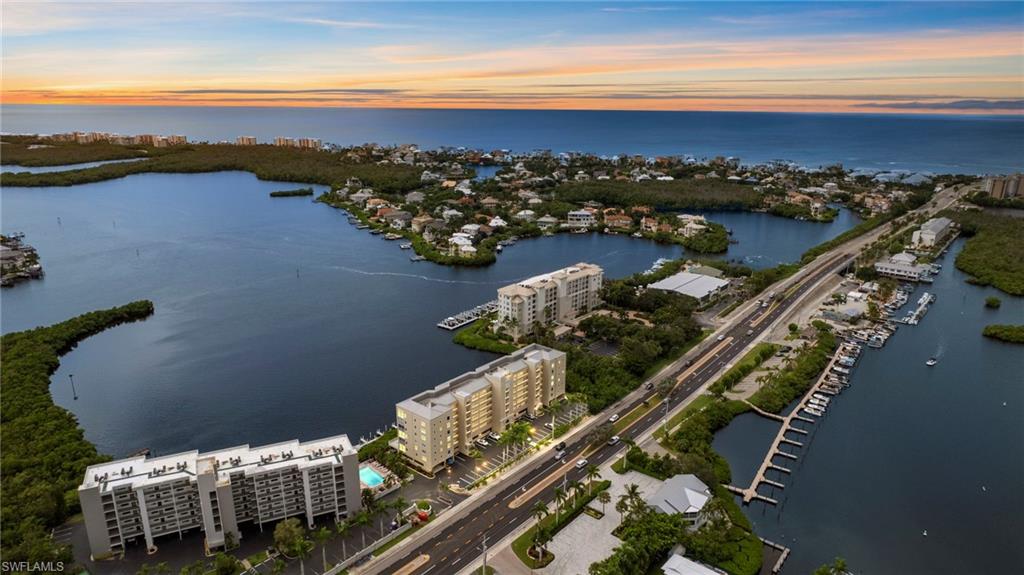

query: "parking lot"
left=450, top=402, right=587, bottom=488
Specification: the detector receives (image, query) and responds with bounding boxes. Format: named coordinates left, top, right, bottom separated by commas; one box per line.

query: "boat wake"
left=331, top=265, right=505, bottom=285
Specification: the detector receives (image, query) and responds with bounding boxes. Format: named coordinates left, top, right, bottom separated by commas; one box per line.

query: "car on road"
left=555, top=441, right=566, bottom=451
left=645, top=381, right=654, bottom=390
left=717, top=334, right=726, bottom=341
left=609, top=414, right=620, bottom=423
left=685, top=359, right=694, bottom=367
left=762, top=301, right=769, bottom=308
left=746, top=329, right=754, bottom=336
left=554, top=450, right=566, bottom=461
left=575, top=459, right=588, bottom=469
left=607, top=436, right=620, bottom=446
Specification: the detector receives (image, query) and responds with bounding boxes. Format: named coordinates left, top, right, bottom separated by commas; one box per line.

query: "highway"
left=369, top=251, right=854, bottom=575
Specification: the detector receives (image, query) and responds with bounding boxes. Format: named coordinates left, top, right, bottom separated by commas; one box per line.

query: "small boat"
left=399, top=242, right=412, bottom=249
left=410, top=255, right=426, bottom=262
left=496, top=245, right=503, bottom=253
left=926, top=357, right=938, bottom=366
left=384, top=233, right=402, bottom=240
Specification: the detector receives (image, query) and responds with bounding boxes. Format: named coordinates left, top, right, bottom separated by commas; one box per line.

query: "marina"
left=896, top=292, right=936, bottom=325
left=437, top=300, right=498, bottom=330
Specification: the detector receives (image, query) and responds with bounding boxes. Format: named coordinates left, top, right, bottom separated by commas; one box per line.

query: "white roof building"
left=661, top=554, right=726, bottom=575
left=648, top=272, right=729, bottom=304
left=646, top=474, right=712, bottom=529
left=489, top=216, right=508, bottom=228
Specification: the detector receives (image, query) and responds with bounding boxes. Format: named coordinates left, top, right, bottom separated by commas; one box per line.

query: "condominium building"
left=297, top=137, right=322, bottom=150
left=497, top=263, right=603, bottom=338
left=911, top=217, right=954, bottom=248
left=274, top=137, right=296, bottom=147
left=395, top=344, right=566, bottom=474
left=236, top=136, right=257, bottom=146
left=985, top=174, right=1021, bottom=199
left=566, top=210, right=596, bottom=228
left=79, top=435, right=360, bottom=559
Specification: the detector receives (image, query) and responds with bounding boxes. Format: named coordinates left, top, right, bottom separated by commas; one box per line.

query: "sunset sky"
left=3, top=1, right=1022, bottom=114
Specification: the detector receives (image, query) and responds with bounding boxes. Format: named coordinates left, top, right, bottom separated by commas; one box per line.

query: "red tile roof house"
left=604, top=213, right=634, bottom=229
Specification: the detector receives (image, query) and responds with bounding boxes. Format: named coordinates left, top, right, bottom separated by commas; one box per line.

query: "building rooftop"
left=661, top=554, right=726, bottom=575
left=649, top=272, right=729, bottom=300
left=398, top=344, right=565, bottom=420
left=646, top=474, right=711, bottom=515
left=81, top=434, right=356, bottom=493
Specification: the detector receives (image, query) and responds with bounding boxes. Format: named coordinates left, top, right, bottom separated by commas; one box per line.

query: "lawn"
left=654, top=393, right=715, bottom=441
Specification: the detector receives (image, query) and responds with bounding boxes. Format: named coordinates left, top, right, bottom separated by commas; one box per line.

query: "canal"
left=712, top=238, right=1024, bottom=573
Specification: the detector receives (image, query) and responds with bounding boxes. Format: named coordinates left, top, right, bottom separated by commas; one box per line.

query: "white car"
left=609, top=414, right=620, bottom=423
left=575, top=459, right=588, bottom=469
left=544, top=422, right=555, bottom=430
left=607, top=436, right=621, bottom=446
left=475, top=439, right=489, bottom=448
left=717, top=334, right=726, bottom=341
left=554, top=450, right=566, bottom=461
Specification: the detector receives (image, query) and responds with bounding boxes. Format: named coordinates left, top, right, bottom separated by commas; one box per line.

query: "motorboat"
left=926, top=357, right=938, bottom=366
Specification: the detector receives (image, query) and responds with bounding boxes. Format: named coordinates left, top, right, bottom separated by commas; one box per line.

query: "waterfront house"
left=422, top=220, right=446, bottom=242
left=383, top=211, right=413, bottom=229
left=680, top=222, right=707, bottom=238
left=366, top=198, right=389, bottom=209
left=604, top=213, right=633, bottom=229
left=646, top=474, right=712, bottom=530
left=567, top=210, right=596, bottom=228
left=349, top=190, right=373, bottom=206
left=676, top=213, right=706, bottom=225
left=537, top=214, right=559, bottom=230
left=660, top=554, right=726, bottom=575
left=641, top=217, right=660, bottom=233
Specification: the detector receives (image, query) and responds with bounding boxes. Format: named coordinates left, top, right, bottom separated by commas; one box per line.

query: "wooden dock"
left=735, top=347, right=853, bottom=505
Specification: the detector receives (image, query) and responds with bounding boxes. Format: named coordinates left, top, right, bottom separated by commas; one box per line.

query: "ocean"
left=2, top=105, right=1022, bottom=174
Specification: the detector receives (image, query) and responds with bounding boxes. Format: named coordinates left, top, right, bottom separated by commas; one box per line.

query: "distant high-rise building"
left=236, top=136, right=257, bottom=146
left=274, top=137, right=295, bottom=147
left=985, top=174, right=1021, bottom=199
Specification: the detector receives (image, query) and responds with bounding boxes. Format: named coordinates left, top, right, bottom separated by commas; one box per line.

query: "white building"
left=79, top=435, right=360, bottom=559
left=497, top=263, right=603, bottom=338
left=396, top=345, right=566, bottom=473
left=515, top=209, right=536, bottom=222
left=661, top=554, right=727, bottom=575
left=911, top=217, right=953, bottom=248
left=648, top=271, right=729, bottom=305
left=874, top=253, right=932, bottom=281
left=646, top=474, right=712, bottom=530
left=566, top=210, right=596, bottom=228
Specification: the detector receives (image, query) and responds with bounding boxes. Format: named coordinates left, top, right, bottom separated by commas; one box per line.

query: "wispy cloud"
left=285, top=17, right=413, bottom=30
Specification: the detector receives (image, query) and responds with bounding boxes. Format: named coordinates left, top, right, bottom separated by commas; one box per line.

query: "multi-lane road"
left=369, top=251, right=854, bottom=575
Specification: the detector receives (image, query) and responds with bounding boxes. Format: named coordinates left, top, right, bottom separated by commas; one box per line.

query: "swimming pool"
left=359, top=465, right=385, bottom=488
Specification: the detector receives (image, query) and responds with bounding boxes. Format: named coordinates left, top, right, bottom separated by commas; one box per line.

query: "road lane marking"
left=393, top=554, right=430, bottom=575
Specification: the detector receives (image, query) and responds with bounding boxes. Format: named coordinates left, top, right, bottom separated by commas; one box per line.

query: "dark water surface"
left=3, top=105, right=1022, bottom=174
left=0, top=171, right=857, bottom=457
left=712, top=240, right=1024, bottom=574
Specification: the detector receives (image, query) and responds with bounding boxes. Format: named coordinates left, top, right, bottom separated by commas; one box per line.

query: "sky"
left=2, top=1, right=1023, bottom=114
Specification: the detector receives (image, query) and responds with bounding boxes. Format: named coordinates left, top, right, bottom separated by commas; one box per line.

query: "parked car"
left=607, top=436, right=621, bottom=446
left=575, top=459, right=588, bottom=469
left=555, top=441, right=566, bottom=451
left=609, top=414, right=620, bottom=423
left=544, top=422, right=554, bottom=430
left=487, top=432, right=501, bottom=442
left=554, top=450, right=566, bottom=461
left=475, top=439, right=489, bottom=448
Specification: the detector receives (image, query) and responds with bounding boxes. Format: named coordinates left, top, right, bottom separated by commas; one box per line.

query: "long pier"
left=436, top=300, right=498, bottom=330
left=736, top=347, right=854, bottom=505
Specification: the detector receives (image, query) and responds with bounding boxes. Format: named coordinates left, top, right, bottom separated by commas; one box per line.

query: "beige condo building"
left=497, top=263, right=603, bottom=339
left=395, top=344, right=566, bottom=474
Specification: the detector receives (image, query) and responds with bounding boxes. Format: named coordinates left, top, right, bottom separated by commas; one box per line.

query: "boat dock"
left=437, top=300, right=498, bottom=330
left=896, top=292, right=935, bottom=325
left=730, top=344, right=861, bottom=506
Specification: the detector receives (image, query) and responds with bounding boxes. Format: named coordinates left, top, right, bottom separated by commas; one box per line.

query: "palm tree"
left=597, top=490, right=611, bottom=515
left=361, top=488, right=376, bottom=513
left=568, top=480, right=584, bottom=507
left=585, top=464, right=601, bottom=495
left=624, top=483, right=645, bottom=519
left=334, top=520, right=351, bottom=560
left=531, top=500, right=549, bottom=528
left=312, top=526, right=332, bottom=572
left=270, top=559, right=285, bottom=575
left=553, top=487, right=567, bottom=521
left=615, top=496, right=629, bottom=524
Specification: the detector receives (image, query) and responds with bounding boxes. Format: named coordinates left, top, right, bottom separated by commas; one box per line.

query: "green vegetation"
left=982, top=324, right=1024, bottom=344
left=269, top=187, right=314, bottom=197
left=679, top=222, right=730, bottom=254
left=966, top=191, right=1024, bottom=210
left=709, top=343, right=778, bottom=395
left=749, top=329, right=837, bottom=413
left=1, top=140, right=423, bottom=193
left=1, top=301, right=155, bottom=563
left=654, top=393, right=716, bottom=440
left=985, top=296, right=1002, bottom=309
left=814, top=557, right=850, bottom=575
left=552, top=179, right=761, bottom=210
left=616, top=444, right=677, bottom=480
left=356, top=428, right=408, bottom=479
left=452, top=317, right=519, bottom=354
left=801, top=213, right=891, bottom=264
left=745, top=262, right=801, bottom=296
left=948, top=211, right=1024, bottom=295
left=513, top=480, right=612, bottom=568
left=0, top=137, right=147, bottom=166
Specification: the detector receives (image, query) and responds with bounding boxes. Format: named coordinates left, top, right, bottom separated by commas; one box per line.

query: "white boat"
left=926, top=357, right=938, bottom=366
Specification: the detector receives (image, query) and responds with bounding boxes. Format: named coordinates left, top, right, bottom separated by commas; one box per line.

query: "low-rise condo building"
left=395, top=344, right=566, bottom=474
left=497, top=263, right=603, bottom=338
left=79, top=435, right=360, bottom=559
left=911, top=217, right=954, bottom=248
